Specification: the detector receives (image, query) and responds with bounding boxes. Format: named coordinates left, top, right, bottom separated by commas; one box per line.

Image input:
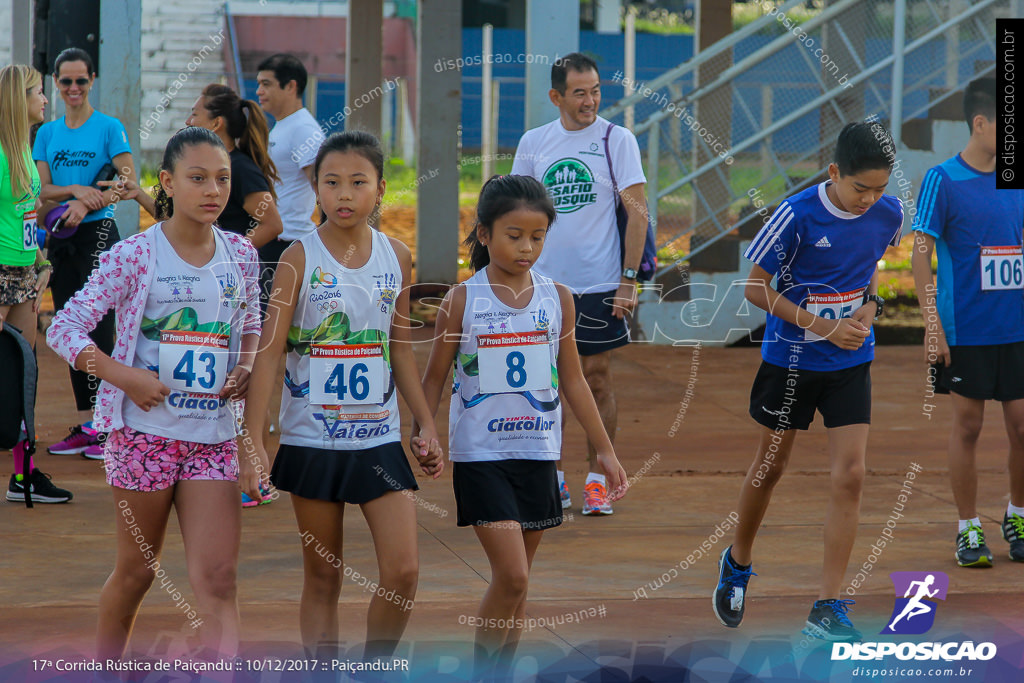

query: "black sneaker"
left=1002, top=512, right=1024, bottom=562
left=6, top=469, right=74, bottom=503
left=956, top=523, right=993, bottom=567
left=713, top=546, right=756, bottom=628
left=802, top=599, right=862, bottom=642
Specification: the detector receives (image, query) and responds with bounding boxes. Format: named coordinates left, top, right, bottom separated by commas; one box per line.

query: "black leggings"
left=49, top=218, right=120, bottom=412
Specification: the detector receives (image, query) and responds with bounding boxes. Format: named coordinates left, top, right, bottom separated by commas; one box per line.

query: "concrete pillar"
left=346, top=0, right=383, bottom=134
left=525, top=0, right=578, bottom=131
left=415, top=0, right=461, bottom=284
left=98, top=0, right=141, bottom=236
left=690, top=0, right=733, bottom=266
left=11, top=0, right=29, bottom=64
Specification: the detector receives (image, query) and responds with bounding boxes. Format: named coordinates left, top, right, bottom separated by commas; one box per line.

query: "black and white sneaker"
left=1002, top=512, right=1024, bottom=562
left=802, top=599, right=862, bottom=642
left=956, top=523, right=993, bottom=567
left=6, top=469, right=74, bottom=503
left=713, top=546, right=756, bottom=628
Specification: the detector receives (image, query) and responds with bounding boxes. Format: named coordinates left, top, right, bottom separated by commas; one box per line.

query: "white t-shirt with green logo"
left=511, top=116, right=646, bottom=293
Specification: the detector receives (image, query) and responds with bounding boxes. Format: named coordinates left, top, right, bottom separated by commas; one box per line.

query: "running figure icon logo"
left=881, top=571, right=949, bottom=635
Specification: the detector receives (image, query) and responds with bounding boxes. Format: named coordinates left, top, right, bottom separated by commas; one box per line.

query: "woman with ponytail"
left=187, top=84, right=283, bottom=247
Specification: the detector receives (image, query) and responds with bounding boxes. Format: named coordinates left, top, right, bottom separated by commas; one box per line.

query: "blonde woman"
left=0, top=64, right=72, bottom=503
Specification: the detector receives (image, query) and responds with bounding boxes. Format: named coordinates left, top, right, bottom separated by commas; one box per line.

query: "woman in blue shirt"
left=33, top=48, right=157, bottom=458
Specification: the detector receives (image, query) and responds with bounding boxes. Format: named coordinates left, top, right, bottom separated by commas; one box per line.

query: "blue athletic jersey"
left=744, top=182, right=903, bottom=371
left=33, top=111, right=132, bottom=222
left=913, top=155, right=1024, bottom=346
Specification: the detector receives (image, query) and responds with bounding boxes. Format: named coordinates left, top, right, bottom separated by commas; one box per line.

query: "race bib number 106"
left=477, top=331, right=553, bottom=394
left=804, top=289, right=863, bottom=342
left=980, top=246, right=1024, bottom=291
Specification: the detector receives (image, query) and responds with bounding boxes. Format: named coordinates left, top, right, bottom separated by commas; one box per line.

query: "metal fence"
left=600, top=0, right=1011, bottom=273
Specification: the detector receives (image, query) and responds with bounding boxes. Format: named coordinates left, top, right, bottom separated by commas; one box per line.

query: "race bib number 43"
left=309, top=343, right=386, bottom=405
left=478, top=331, right=553, bottom=394
left=804, top=289, right=863, bottom=342
left=158, top=331, right=230, bottom=394
left=980, top=246, right=1024, bottom=291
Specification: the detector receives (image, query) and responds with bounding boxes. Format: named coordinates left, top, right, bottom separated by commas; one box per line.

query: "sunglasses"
left=57, top=77, right=90, bottom=87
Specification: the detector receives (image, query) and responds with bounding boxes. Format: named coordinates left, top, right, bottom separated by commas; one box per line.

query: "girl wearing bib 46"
left=419, top=175, right=628, bottom=676
left=244, top=131, right=443, bottom=660
left=46, top=127, right=263, bottom=658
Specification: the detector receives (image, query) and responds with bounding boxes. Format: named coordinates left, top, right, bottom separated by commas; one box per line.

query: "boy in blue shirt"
left=713, top=121, right=903, bottom=642
left=911, top=77, right=1024, bottom=568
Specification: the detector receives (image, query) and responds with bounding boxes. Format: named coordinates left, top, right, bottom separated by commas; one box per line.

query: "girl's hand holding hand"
left=597, top=451, right=629, bottom=501
left=410, top=426, right=444, bottom=479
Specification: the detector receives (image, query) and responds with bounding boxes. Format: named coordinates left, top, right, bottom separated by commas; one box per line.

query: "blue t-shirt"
left=913, top=155, right=1024, bottom=346
left=33, top=111, right=132, bottom=222
left=744, top=182, right=903, bottom=371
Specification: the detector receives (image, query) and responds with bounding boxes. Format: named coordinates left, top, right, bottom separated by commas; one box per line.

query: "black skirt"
left=271, top=441, right=418, bottom=504
left=452, top=459, right=561, bottom=530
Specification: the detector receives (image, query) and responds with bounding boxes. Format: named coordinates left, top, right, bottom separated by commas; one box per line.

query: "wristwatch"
left=863, top=292, right=885, bottom=319
left=622, top=267, right=638, bottom=281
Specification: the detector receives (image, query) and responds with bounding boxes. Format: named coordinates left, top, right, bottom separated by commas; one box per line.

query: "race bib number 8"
left=22, top=210, right=37, bottom=250
left=980, top=246, right=1024, bottom=291
left=309, top=343, right=386, bottom=405
left=478, top=331, right=553, bottom=394
left=804, top=289, right=863, bottom=342
left=158, top=331, right=230, bottom=394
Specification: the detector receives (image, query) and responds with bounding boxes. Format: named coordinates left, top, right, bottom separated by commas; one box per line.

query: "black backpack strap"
left=603, top=122, right=621, bottom=201
left=4, top=324, right=37, bottom=507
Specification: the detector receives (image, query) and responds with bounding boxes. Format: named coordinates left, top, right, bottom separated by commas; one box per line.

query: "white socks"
left=958, top=517, right=982, bottom=533
left=557, top=470, right=565, bottom=486
left=1008, top=503, right=1024, bottom=518
left=586, top=472, right=606, bottom=486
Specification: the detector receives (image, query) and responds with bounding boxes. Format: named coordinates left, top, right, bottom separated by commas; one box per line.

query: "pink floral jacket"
left=46, top=224, right=262, bottom=432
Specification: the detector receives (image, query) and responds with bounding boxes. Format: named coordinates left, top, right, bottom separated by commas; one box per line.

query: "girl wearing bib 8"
left=243, top=131, right=443, bottom=661
left=47, top=127, right=262, bottom=659
left=418, top=175, right=628, bottom=677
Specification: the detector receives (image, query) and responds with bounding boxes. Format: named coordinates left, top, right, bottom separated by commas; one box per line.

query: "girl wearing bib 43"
left=419, top=175, right=628, bottom=676
left=47, top=127, right=262, bottom=659
left=244, top=131, right=443, bottom=660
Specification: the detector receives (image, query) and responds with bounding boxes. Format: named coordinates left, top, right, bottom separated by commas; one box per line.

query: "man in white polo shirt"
left=512, top=52, right=649, bottom=517
left=256, top=53, right=325, bottom=312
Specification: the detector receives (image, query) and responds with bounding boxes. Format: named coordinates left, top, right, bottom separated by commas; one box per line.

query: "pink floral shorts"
left=104, top=426, right=238, bottom=491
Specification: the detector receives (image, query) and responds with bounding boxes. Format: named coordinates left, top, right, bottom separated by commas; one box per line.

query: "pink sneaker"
left=82, top=443, right=105, bottom=460
left=48, top=424, right=98, bottom=455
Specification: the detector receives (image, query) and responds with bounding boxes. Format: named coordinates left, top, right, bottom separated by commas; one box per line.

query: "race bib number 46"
left=478, top=331, right=553, bottom=394
left=158, top=331, right=230, bottom=394
left=980, top=246, right=1024, bottom=291
left=309, top=343, right=386, bottom=405
left=804, top=289, right=863, bottom=342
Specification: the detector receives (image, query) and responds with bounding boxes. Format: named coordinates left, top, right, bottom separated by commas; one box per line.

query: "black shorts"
left=749, top=360, right=872, bottom=431
left=271, top=441, right=418, bottom=504
left=573, top=290, right=630, bottom=356
left=452, top=459, right=562, bottom=530
left=933, top=342, right=1024, bottom=401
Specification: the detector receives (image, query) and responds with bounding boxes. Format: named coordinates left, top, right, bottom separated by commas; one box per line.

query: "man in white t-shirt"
left=256, top=53, right=325, bottom=312
left=511, top=52, right=649, bottom=517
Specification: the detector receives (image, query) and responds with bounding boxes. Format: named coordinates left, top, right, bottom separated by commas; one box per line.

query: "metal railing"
left=602, top=0, right=1008, bottom=274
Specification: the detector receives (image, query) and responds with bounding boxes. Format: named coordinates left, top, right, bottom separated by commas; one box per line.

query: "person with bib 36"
left=243, top=131, right=443, bottom=662
left=911, top=77, right=1024, bottom=568
left=419, top=174, right=628, bottom=678
left=713, top=122, right=904, bottom=642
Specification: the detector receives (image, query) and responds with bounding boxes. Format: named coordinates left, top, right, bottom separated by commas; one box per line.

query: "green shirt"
left=0, top=144, right=40, bottom=267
